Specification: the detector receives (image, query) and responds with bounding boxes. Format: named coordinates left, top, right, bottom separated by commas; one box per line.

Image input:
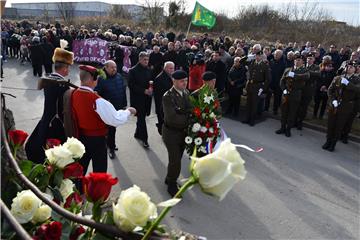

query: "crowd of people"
left=2, top=20, right=360, bottom=196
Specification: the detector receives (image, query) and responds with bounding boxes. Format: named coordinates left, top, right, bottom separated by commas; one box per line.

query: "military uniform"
left=243, top=59, right=270, bottom=126
left=277, top=66, right=309, bottom=137
left=162, top=80, right=191, bottom=196
left=296, top=63, right=320, bottom=128
left=323, top=74, right=360, bottom=151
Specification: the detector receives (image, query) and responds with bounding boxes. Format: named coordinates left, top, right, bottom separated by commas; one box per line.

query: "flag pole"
left=186, top=21, right=192, bottom=39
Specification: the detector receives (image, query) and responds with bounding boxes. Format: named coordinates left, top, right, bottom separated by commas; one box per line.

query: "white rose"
left=32, top=205, right=51, bottom=223
left=192, top=123, right=201, bottom=133
left=113, top=185, right=157, bottom=232
left=185, top=136, right=193, bottom=144
left=209, top=127, right=214, bottom=133
left=63, top=137, right=85, bottom=159
left=10, top=190, right=42, bottom=224
left=46, top=145, right=74, bottom=168
left=191, top=138, right=246, bottom=201
left=209, top=112, right=216, bottom=118
left=200, top=126, right=207, bottom=133
left=59, top=179, right=75, bottom=200
left=194, top=137, right=203, bottom=146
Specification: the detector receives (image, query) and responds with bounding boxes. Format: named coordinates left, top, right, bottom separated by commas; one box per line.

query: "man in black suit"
left=128, top=52, right=153, bottom=148
left=154, top=61, right=175, bottom=135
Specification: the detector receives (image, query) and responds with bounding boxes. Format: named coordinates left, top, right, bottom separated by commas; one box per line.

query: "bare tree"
left=56, top=2, right=75, bottom=25
left=139, top=0, right=165, bottom=26
left=109, top=5, right=131, bottom=19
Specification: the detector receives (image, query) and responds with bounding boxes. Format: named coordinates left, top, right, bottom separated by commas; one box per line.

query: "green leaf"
left=60, top=220, right=72, bottom=240
left=77, top=230, right=91, bottom=240
left=92, top=232, right=113, bottom=240
left=51, top=209, right=63, bottom=222
left=101, top=211, right=114, bottom=225
left=53, top=168, right=64, bottom=187
left=28, top=164, right=46, bottom=181
left=19, top=160, right=33, bottom=176
left=52, top=187, right=64, bottom=203
left=36, top=174, right=50, bottom=191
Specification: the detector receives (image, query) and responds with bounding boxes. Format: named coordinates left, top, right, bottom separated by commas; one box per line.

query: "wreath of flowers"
left=185, top=84, right=222, bottom=156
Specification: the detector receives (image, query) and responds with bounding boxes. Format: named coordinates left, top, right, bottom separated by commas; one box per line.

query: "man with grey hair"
left=128, top=51, right=153, bottom=148
left=95, top=60, right=127, bottom=159
left=154, top=61, right=175, bottom=135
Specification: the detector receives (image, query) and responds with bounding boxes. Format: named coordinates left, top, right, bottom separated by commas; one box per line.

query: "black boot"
left=322, top=139, right=331, bottom=150
left=167, top=182, right=180, bottom=198
left=285, top=127, right=291, bottom=137
left=327, top=140, right=337, bottom=152
left=275, top=125, right=286, bottom=134
left=296, top=121, right=303, bottom=130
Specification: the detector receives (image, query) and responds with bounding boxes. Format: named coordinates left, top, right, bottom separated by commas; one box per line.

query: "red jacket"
left=189, top=64, right=206, bottom=91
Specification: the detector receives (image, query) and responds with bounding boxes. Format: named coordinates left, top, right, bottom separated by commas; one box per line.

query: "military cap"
left=172, top=70, right=188, bottom=80
left=307, top=52, right=316, bottom=58
left=346, top=61, right=356, bottom=67
left=294, top=54, right=303, bottom=59
left=202, top=71, right=216, bottom=81
left=255, top=50, right=263, bottom=55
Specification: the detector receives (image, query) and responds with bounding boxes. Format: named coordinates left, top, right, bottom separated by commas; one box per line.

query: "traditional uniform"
left=243, top=52, right=270, bottom=126
left=276, top=60, right=310, bottom=137
left=322, top=64, right=360, bottom=151
left=162, top=70, right=191, bottom=197
left=25, top=48, right=74, bottom=163
left=72, top=65, right=132, bottom=174
left=296, top=58, right=320, bottom=129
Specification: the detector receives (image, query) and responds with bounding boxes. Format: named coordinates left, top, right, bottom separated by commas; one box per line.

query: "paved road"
left=2, top=59, right=359, bottom=239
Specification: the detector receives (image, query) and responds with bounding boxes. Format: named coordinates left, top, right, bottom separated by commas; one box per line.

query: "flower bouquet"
left=185, top=84, right=222, bottom=156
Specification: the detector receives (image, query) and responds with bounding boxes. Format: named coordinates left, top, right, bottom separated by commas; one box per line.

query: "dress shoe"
left=143, top=141, right=149, bottom=148
left=242, top=119, right=250, bottom=124
left=275, top=126, right=286, bottom=134
left=109, top=150, right=115, bottom=159
left=167, top=183, right=180, bottom=198
left=114, top=146, right=119, bottom=151
left=322, top=140, right=331, bottom=150
left=285, top=128, right=291, bottom=137
left=341, top=138, right=348, bottom=144
left=296, top=122, right=303, bottom=130
left=327, top=141, right=337, bottom=152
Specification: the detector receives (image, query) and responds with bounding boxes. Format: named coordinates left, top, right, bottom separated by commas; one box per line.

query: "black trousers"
left=79, top=135, right=108, bottom=175
left=226, top=88, right=242, bottom=115
left=44, top=64, right=52, bottom=74
left=314, top=91, right=328, bottom=118
left=281, top=98, right=301, bottom=128
left=245, top=88, right=260, bottom=123
left=32, top=64, right=42, bottom=77
left=107, top=126, right=116, bottom=150
left=156, top=111, right=164, bottom=134
left=265, top=87, right=282, bottom=113
left=135, top=111, right=148, bottom=142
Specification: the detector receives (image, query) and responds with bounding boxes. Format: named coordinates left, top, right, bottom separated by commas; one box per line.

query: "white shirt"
left=79, top=86, right=131, bottom=127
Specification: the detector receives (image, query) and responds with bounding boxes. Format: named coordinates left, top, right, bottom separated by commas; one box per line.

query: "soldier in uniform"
left=25, top=47, right=74, bottom=163
left=276, top=55, right=310, bottom=137
left=242, top=51, right=270, bottom=126
left=296, top=52, right=320, bottom=129
left=322, top=62, right=360, bottom=151
left=162, top=70, right=191, bottom=197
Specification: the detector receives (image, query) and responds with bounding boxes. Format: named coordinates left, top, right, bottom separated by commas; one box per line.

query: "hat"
left=255, top=50, right=263, bottom=55
left=79, top=65, right=97, bottom=74
left=202, top=71, right=216, bottom=81
left=52, top=48, right=74, bottom=65
left=172, top=70, right=188, bottom=80
left=294, top=54, right=303, bottom=59
left=307, top=52, right=316, bottom=58
left=194, top=53, right=204, bottom=61
left=346, top=61, right=356, bottom=67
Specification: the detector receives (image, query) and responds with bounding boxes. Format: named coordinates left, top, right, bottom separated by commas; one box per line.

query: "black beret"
left=202, top=71, right=216, bottom=81
left=172, top=70, right=188, bottom=80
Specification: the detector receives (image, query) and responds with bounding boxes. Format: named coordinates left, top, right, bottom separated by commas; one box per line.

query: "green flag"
left=191, top=1, right=216, bottom=29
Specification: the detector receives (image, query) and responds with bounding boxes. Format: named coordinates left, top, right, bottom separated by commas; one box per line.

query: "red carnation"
left=64, top=192, right=83, bottom=209
left=46, top=138, right=62, bottom=149
left=205, top=121, right=211, bottom=129
left=8, top=130, right=28, bottom=148
left=70, top=225, right=86, bottom=240
left=193, top=107, right=201, bottom=117
left=63, top=162, right=83, bottom=179
left=83, top=172, right=118, bottom=203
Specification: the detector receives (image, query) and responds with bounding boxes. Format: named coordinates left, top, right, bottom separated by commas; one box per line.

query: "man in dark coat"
left=29, top=36, right=44, bottom=77
left=25, top=48, right=74, bottom=163
left=154, top=61, right=175, bottom=135
left=128, top=52, right=152, bottom=148
left=206, top=51, right=227, bottom=94
left=162, top=70, right=191, bottom=197
left=149, top=45, right=163, bottom=79
left=95, top=60, right=127, bottom=159
left=41, top=36, right=54, bottom=75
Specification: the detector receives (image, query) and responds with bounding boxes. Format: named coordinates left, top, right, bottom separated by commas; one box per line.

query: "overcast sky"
left=5, top=0, right=360, bottom=26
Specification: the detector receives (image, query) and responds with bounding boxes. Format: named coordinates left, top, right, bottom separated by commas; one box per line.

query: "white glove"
left=332, top=100, right=339, bottom=108
left=288, top=71, right=295, bottom=78
left=122, top=66, right=129, bottom=73
left=341, top=77, right=349, bottom=85
left=258, top=88, right=263, bottom=96
left=283, top=89, right=288, bottom=95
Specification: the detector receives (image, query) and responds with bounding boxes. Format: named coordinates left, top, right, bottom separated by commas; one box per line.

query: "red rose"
left=64, top=192, right=83, bottom=209
left=205, top=121, right=211, bottom=129
left=46, top=138, right=62, bottom=149
left=70, top=225, right=86, bottom=240
left=204, top=107, right=209, bottom=113
left=63, top=163, right=83, bottom=179
left=193, top=107, right=201, bottom=118
left=83, top=172, right=118, bottom=203
left=34, top=221, right=62, bottom=240
left=8, top=130, right=28, bottom=147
